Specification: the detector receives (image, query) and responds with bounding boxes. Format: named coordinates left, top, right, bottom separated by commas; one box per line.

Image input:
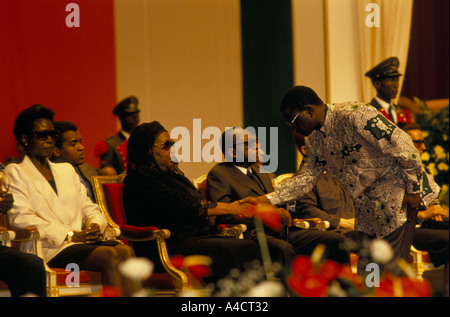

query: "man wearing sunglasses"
left=241, top=85, right=424, bottom=275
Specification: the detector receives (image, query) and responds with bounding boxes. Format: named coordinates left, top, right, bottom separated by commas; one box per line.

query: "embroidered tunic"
left=267, top=102, right=423, bottom=238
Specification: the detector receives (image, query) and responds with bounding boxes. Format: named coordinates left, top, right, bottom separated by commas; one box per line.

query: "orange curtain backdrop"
left=0, top=0, right=117, bottom=167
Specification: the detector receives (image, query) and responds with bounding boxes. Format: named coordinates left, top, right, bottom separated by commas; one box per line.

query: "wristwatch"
left=66, top=230, right=74, bottom=243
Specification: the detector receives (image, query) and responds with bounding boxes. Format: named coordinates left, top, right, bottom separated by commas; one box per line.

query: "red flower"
left=170, top=255, right=185, bottom=270
left=253, top=204, right=282, bottom=232
left=291, top=256, right=313, bottom=276
left=319, top=260, right=342, bottom=282
left=288, top=273, right=329, bottom=297
left=187, top=265, right=212, bottom=282
left=375, top=274, right=431, bottom=297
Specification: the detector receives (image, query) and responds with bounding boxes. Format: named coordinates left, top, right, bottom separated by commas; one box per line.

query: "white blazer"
left=5, top=155, right=107, bottom=262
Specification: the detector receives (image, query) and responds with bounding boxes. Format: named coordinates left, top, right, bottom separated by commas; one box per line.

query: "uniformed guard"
left=94, top=96, right=140, bottom=174
left=365, top=57, right=411, bottom=125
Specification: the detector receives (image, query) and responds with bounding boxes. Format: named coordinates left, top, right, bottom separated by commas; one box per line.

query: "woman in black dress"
left=123, top=121, right=261, bottom=283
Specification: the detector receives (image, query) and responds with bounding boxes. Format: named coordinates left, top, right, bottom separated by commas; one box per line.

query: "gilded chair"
left=272, top=173, right=295, bottom=189
left=0, top=226, right=39, bottom=296
left=91, top=174, right=189, bottom=296
left=191, top=174, right=208, bottom=199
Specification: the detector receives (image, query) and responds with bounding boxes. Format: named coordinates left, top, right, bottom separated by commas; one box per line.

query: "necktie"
left=247, top=168, right=266, bottom=192
left=388, top=104, right=396, bottom=124
left=76, top=167, right=95, bottom=202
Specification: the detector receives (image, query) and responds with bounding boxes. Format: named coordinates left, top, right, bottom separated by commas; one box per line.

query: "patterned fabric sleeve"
left=355, top=106, right=423, bottom=194
left=266, top=153, right=324, bottom=205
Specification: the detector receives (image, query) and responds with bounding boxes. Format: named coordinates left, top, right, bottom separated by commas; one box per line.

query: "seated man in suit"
left=365, top=57, right=412, bottom=125
left=52, top=121, right=98, bottom=202
left=206, top=127, right=350, bottom=268
left=292, top=131, right=359, bottom=241
left=0, top=191, right=46, bottom=297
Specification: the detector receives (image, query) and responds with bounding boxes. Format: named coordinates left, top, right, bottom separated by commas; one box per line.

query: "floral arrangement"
left=111, top=203, right=432, bottom=297
left=414, top=97, right=449, bottom=203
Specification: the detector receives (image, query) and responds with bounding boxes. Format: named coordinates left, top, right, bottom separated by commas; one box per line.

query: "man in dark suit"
left=52, top=121, right=98, bottom=202
left=365, top=57, right=412, bottom=125
left=0, top=192, right=46, bottom=297
left=95, top=96, right=140, bottom=175
left=206, top=127, right=350, bottom=268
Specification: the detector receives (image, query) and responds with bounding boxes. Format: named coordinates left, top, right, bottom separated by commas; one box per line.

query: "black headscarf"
left=123, top=121, right=216, bottom=243
left=127, top=121, right=166, bottom=173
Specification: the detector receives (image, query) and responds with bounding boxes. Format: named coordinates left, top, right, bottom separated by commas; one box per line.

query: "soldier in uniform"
left=365, top=57, right=412, bottom=125
left=95, top=96, right=140, bottom=175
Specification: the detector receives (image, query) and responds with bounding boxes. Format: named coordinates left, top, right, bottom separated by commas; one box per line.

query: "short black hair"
left=53, top=121, right=78, bottom=148
left=13, top=104, right=55, bottom=146
left=279, top=85, right=323, bottom=114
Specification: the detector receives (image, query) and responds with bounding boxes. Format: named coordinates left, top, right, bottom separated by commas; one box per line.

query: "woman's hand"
left=73, top=223, right=103, bottom=244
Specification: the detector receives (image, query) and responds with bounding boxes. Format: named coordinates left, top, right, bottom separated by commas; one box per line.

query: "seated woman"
left=123, top=121, right=262, bottom=284
left=5, top=104, right=136, bottom=296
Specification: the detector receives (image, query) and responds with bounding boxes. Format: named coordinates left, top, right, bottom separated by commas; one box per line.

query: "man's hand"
left=238, top=195, right=270, bottom=205
left=278, top=208, right=292, bottom=227
left=401, top=192, right=421, bottom=220
left=0, top=193, right=14, bottom=214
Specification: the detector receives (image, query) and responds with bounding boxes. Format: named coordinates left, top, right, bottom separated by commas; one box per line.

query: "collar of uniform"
left=374, top=96, right=392, bottom=114
left=119, top=130, right=131, bottom=140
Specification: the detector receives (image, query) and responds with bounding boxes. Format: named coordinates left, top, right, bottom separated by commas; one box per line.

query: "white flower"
left=369, top=239, right=394, bottom=264
left=119, top=257, right=154, bottom=280
left=244, top=280, right=285, bottom=297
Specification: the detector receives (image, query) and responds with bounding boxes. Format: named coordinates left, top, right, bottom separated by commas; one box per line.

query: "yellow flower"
left=421, top=152, right=430, bottom=162
left=433, top=145, right=446, bottom=160
left=437, top=162, right=449, bottom=171
left=443, top=134, right=448, bottom=141
left=427, top=163, right=438, bottom=176
left=422, top=131, right=429, bottom=138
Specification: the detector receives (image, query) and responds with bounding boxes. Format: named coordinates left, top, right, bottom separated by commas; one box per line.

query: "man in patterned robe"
left=242, top=86, right=423, bottom=272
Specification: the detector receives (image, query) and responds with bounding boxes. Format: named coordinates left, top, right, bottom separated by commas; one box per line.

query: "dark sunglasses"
left=154, top=139, right=175, bottom=151
left=30, top=130, right=59, bottom=141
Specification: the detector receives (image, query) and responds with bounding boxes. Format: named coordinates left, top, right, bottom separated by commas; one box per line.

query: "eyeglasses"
left=153, top=139, right=175, bottom=151
left=30, top=130, right=59, bottom=141
left=287, top=111, right=301, bottom=129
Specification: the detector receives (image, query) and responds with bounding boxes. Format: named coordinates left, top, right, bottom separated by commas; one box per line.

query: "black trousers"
left=359, top=210, right=418, bottom=275
left=0, top=246, right=46, bottom=297
left=262, top=228, right=350, bottom=268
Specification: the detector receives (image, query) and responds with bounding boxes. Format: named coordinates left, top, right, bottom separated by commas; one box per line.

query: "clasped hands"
left=232, top=196, right=292, bottom=227
left=72, top=223, right=103, bottom=244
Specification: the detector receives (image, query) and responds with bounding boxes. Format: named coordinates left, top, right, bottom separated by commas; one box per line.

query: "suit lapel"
left=22, top=156, right=69, bottom=224
left=251, top=166, right=275, bottom=194
left=228, top=165, right=268, bottom=196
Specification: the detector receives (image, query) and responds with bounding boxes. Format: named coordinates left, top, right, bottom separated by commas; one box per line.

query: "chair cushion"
left=103, top=183, right=126, bottom=225
left=52, top=268, right=102, bottom=286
